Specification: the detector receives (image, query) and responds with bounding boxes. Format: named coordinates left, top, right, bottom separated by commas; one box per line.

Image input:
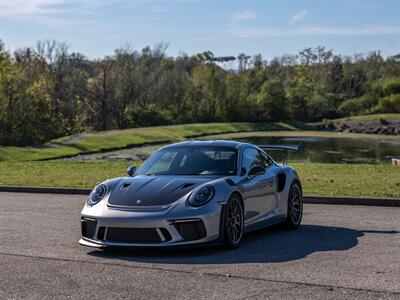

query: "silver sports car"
left=79, top=140, right=303, bottom=249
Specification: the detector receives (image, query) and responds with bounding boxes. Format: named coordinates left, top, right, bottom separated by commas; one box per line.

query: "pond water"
left=64, top=134, right=400, bottom=164
left=234, top=136, right=400, bottom=164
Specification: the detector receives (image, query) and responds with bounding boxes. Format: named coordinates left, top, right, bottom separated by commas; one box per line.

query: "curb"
left=0, top=186, right=400, bottom=207
left=304, top=196, right=400, bottom=207
left=0, top=186, right=90, bottom=195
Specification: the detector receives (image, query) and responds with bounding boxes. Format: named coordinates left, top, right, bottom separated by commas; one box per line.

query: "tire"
left=284, top=181, right=303, bottom=229
left=222, top=194, right=244, bottom=249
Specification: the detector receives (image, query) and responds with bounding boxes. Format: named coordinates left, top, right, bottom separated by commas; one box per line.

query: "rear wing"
left=258, top=143, right=303, bottom=165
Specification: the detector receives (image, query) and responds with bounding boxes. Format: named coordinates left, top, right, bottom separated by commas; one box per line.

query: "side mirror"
left=126, top=165, right=137, bottom=177
left=248, top=165, right=265, bottom=178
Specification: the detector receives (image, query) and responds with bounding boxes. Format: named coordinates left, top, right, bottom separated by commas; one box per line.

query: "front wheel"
left=222, top=195, right=244, bottom=249
left=284, top=182, right=303, bottom=229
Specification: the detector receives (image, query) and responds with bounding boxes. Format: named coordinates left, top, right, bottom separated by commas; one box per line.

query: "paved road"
left=0, top=192, right=399, bottom=299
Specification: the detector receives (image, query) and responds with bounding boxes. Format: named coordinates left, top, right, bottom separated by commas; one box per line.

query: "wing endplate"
left=258, top=143, right=303, bottom=165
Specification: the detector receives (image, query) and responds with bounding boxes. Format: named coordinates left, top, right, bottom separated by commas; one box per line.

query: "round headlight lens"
left=88, top=184, right=107, bottom=205
left=189, top=185, right=214, bottom=207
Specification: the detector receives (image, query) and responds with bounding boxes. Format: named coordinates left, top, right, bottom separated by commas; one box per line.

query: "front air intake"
left=173, top=219, right=207, bottom=241
left=105, top=227, right=171, bottom=243
left=81, top=218, right=97, bottom=239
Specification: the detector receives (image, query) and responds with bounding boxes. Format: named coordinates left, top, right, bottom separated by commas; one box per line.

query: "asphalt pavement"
left=0, top=192, right=399, bottom=299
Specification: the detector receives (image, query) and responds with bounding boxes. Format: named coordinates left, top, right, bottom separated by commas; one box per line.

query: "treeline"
left=0, top=39, right=399, bottom=146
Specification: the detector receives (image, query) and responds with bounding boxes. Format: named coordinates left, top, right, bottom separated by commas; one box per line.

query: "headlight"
left=88, top=184, right=107, bottom=206
left=189, top=185, right=214, bottom=207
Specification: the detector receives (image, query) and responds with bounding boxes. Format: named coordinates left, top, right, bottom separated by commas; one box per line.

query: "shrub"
left=322, top=118, right=335, bottom=129
left=384, top=78, right=400, bottom=95
left=373, top=94, right=400, bottom=113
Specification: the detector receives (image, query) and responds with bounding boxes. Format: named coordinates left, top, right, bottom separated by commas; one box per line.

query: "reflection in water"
left=235, top=136, right=400, bottom=164
left=65, top=135, right=400, bottom=164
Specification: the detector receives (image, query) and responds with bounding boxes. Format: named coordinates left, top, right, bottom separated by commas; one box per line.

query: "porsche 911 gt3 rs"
left=79, top=140, right=303, bottom=249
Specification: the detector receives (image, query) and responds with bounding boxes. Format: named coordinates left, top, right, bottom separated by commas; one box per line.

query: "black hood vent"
left=108, top=176, right=215, bottom=207
left=181, top=183, right=195, bottom=189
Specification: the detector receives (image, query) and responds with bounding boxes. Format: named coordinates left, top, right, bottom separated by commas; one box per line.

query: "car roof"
left=162, top=140, right=250, bottom=149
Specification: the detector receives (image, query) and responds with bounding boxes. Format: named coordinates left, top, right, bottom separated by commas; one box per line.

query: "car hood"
left=107, top=175, right=216, bottom=207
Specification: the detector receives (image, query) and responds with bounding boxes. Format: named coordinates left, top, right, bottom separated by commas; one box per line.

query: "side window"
left=260, top=152, right=273, bottom=168
left=242, top=148, right=273, bottom=172
left=242, top=148, right=263, bottom=171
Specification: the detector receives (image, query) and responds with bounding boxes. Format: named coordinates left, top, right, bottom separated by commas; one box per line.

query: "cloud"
left=0, top=0, right=67, bottom=16
left=0, top=0, right=113, bottom=17
left=233, top=10, right=258, bottom=21
left=289, top=9, right=308, bottom=26
left=0, top=0, right=115, bottom=29
left=228, top=25, right=400, bottom=38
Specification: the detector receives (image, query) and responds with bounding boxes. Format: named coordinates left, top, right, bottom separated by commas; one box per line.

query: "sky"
left=0, top=0, right=399, bottom=60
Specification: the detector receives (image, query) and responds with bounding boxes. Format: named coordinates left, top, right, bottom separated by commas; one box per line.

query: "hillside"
left=0, top=122, right=306, bottom=162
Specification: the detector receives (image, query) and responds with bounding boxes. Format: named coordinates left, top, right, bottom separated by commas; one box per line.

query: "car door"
left=239, top=147, right=277, bottom=226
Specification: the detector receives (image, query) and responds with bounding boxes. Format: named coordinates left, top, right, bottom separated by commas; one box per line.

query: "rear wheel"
left=284, top=182, right=303, bottom=229
left=222, top=194, right=244, bottom=249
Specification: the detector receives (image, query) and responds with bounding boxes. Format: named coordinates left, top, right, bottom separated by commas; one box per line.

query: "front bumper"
left=79, top=198, right=223, bottom=248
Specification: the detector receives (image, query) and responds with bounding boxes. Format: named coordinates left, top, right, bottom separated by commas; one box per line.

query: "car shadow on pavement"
left=87, top=224, right=367, bottom=264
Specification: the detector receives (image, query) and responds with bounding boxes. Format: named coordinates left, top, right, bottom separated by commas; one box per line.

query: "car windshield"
left=136, top=146, right=237, bottom=176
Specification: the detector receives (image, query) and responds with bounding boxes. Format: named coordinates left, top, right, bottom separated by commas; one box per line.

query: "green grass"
left=1, top=121, right=398, bottom=199
left=333, top=113, right=400, bottom=122
left=0, top=161, right=399, bottom=198
left=292, top=163, right=400, bottom=198
left=0, top=161, right=132, bottom=189
left=0, top=122, right=306, bottom=162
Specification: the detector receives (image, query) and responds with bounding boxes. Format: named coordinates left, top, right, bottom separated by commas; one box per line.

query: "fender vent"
left=225, top=178, right=236, bottom=186
left=121, top=183, right=131, bottom=189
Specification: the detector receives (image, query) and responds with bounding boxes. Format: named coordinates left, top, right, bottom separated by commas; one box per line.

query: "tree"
left=0, top=38, right=398, bottom=146
left=87, top=59, right=115, bottom=131
left=327, top=56, right=344, bottom=94
left=288, top=65, right=313, bottom=121
left=238, top=53, right=251, bottom=72
left=257, top=81, right=290, bottom=122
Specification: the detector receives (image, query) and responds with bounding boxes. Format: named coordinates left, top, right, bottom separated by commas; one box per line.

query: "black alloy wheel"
left=284, top=182, right=303, bottom=229
left=223, top=195, right=244, bottom=249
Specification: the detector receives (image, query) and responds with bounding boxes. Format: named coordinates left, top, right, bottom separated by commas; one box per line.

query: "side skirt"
left=244, top=214, right=286, bottom=233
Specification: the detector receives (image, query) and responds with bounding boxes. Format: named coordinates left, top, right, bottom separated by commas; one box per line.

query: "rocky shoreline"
left=327, top=119, right=400, bottom=135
